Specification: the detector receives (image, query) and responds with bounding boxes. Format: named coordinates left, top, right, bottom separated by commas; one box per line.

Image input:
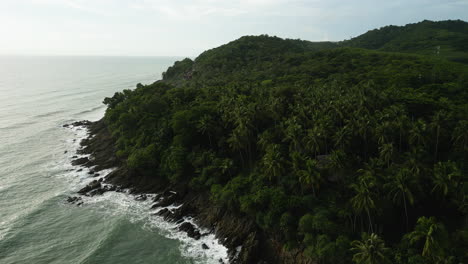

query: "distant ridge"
left=342, top=19, right=468, bottom=63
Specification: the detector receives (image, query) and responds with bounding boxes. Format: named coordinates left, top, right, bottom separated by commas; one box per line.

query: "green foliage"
left=351, top=233, right=390, bottom=264
left=343, top=19, right=468, bottom=63
left=102, top=23, right=468, bottom=263
left=406, top=217, right=449, bottom=262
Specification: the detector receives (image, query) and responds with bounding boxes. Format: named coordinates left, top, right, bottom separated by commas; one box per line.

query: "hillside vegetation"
left=102, top=20, right=468, bottom=264
left=343, top=19, right=468, bottom=63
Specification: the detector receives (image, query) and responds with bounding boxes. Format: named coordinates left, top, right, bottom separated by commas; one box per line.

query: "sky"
left=0, top=0, right=467, bottom=57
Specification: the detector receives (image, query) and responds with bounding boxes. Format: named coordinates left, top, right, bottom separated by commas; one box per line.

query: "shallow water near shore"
left=0, top=56, right=228, bottom=264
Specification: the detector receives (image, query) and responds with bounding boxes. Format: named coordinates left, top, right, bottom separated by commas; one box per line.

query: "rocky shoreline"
left=64, top=119, right=282, bottom=264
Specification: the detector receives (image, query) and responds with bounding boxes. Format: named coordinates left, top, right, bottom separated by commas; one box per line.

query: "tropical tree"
left=305, top=125, right=325, bottom=157
left=379, top=143, right=394, bottom=167
left=351, top=233, right=390, bottom=264
left=429, top=110, right=447, bottom=161
left=298, top=158, right=322, bottom=197
left=409, top=119, right=427, bottom=149
left=197, top=114, right=216, bottom=146
left=262, top=144, right=285, bottom=182
left=391, top=105, right=409, bottom=151
left=333, top=125, right=352, bottom=150
left=452, top=120, right=468, bottom=153
left=432, top=161, right=462, bottom=198
left=283, top=116, right=303, bottom=152
left=350, top=167, right=378, bottom=233
left=384, top=167, right=415, bottom=230
left=407, top=216, right=448, bottom=261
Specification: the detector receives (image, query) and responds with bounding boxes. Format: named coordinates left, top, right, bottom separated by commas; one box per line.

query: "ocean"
left=0, top=56, right=228, bottom=264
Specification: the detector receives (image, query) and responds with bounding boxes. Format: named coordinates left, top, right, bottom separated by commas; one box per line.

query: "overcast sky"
left=1, top=0, right=467, bottom=56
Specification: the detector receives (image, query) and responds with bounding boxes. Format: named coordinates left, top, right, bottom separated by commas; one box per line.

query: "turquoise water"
left=0, top=56, right=228, bottom=264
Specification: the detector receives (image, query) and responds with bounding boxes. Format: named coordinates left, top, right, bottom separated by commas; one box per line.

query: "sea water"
left=0, top=56, right=228, bottom=264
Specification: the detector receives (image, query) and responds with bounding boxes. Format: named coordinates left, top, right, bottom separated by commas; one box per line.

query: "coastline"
left=65, top=119, right=269, bottom=264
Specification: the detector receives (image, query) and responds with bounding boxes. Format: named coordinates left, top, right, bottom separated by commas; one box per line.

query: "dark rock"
left=64, top=150, right=68, bottom=154
left=72, top=157, right=89, bottom=166
left=78, top=180, right=101, bottom=195
left=152, top=193, right=163, bottom=203
left=71, top=120, right=91, bottom=127
left=157, top=194, right=178, bottom=207
left=72, top=155, right=78, bottom=158
left=89, top=187, right=106, bottom=196
left=88, top=170, right=95, bottom=175
left=156, top=208, right=175, bottom=220
left=135, top=194, right=147, bottom=201
left=63, top=124, right=69, bottom=128
left=179, top=222, right=201, bottom=240
left=169, top=204, right=189, bottom=223
left=66, top=196, right=82, bottom=204
left=93, top=173, right=100, bottom=177
left=202, top=243, right=209, bottom=250
left=77, top=169, right=83, bottom=172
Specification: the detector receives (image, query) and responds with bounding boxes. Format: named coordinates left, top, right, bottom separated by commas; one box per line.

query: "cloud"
left=131, top=0, right=319, bottom=20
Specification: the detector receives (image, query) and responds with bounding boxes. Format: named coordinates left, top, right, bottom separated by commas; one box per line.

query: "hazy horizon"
left=1, top=0, right=467, bottom=57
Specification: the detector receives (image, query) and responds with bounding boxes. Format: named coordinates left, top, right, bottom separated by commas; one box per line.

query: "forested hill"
left=162, top=35, right=338, bottom=86
left=103, top=20, right=468, bottom=264
left=342, top=19, right=468, bottom=63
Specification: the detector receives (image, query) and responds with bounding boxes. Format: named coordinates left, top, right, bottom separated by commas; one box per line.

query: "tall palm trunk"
left=403, top=195, right=409, bottom=231
left=434, top=126, right=439, bottom=162
left=367, top=209, right=374, bottom=233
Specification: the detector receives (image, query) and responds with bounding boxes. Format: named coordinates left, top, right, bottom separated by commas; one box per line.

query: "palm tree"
left=452, top=120, right=468, bottom=153
left=432, top=161, right=461, bottom=198
left=333, top=125, right=351, bottom=150
left=354, top=113, right=373, bottom=159
left=197, top=114, right=215, bottom=147
left=305, top=126, right=324, bottom=157
left=350, top=168, right=377, bottom=233
left=298, top=158, right=322, bottom=197
left=351, top=233, right=390, bottom=264
left=407, top=216, right=448, bottom=261
left=283, top=116, right=303, bottom=152
left=393, top=111, right=409, bottom=152
left=404, top=148, right=423, bottom=178
left=384, top=167, right=415, bottom=230
left=227, top=128, right=246, bottom=166
left=379, top=143, right=394, bottom=167
left=409, top=119, right=427, bottom=149
left=262, top=144, right=285, bottom=182
left=429, top=110, right=447, bottom=162
left=327, top=149, right=347, bottom=170
left=375, top=118, right=392, bottom=146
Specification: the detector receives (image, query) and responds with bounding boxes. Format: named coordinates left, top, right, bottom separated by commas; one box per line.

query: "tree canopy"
left=103, top=20, right=468, bottom=263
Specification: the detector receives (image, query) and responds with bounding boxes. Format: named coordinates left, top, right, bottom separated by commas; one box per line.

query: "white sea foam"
left=61, top=123, right=230, bottom=264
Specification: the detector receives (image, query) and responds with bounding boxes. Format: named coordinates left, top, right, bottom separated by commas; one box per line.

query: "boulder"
left=78, top=180, right=101, bottom=195
left=66, top=196, right=82, bottom=204
left=72, top=157, right=89, bottom=166
left=179, top=222, right=201, bottom=240
left=135, top=194, right=147, bottom=201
